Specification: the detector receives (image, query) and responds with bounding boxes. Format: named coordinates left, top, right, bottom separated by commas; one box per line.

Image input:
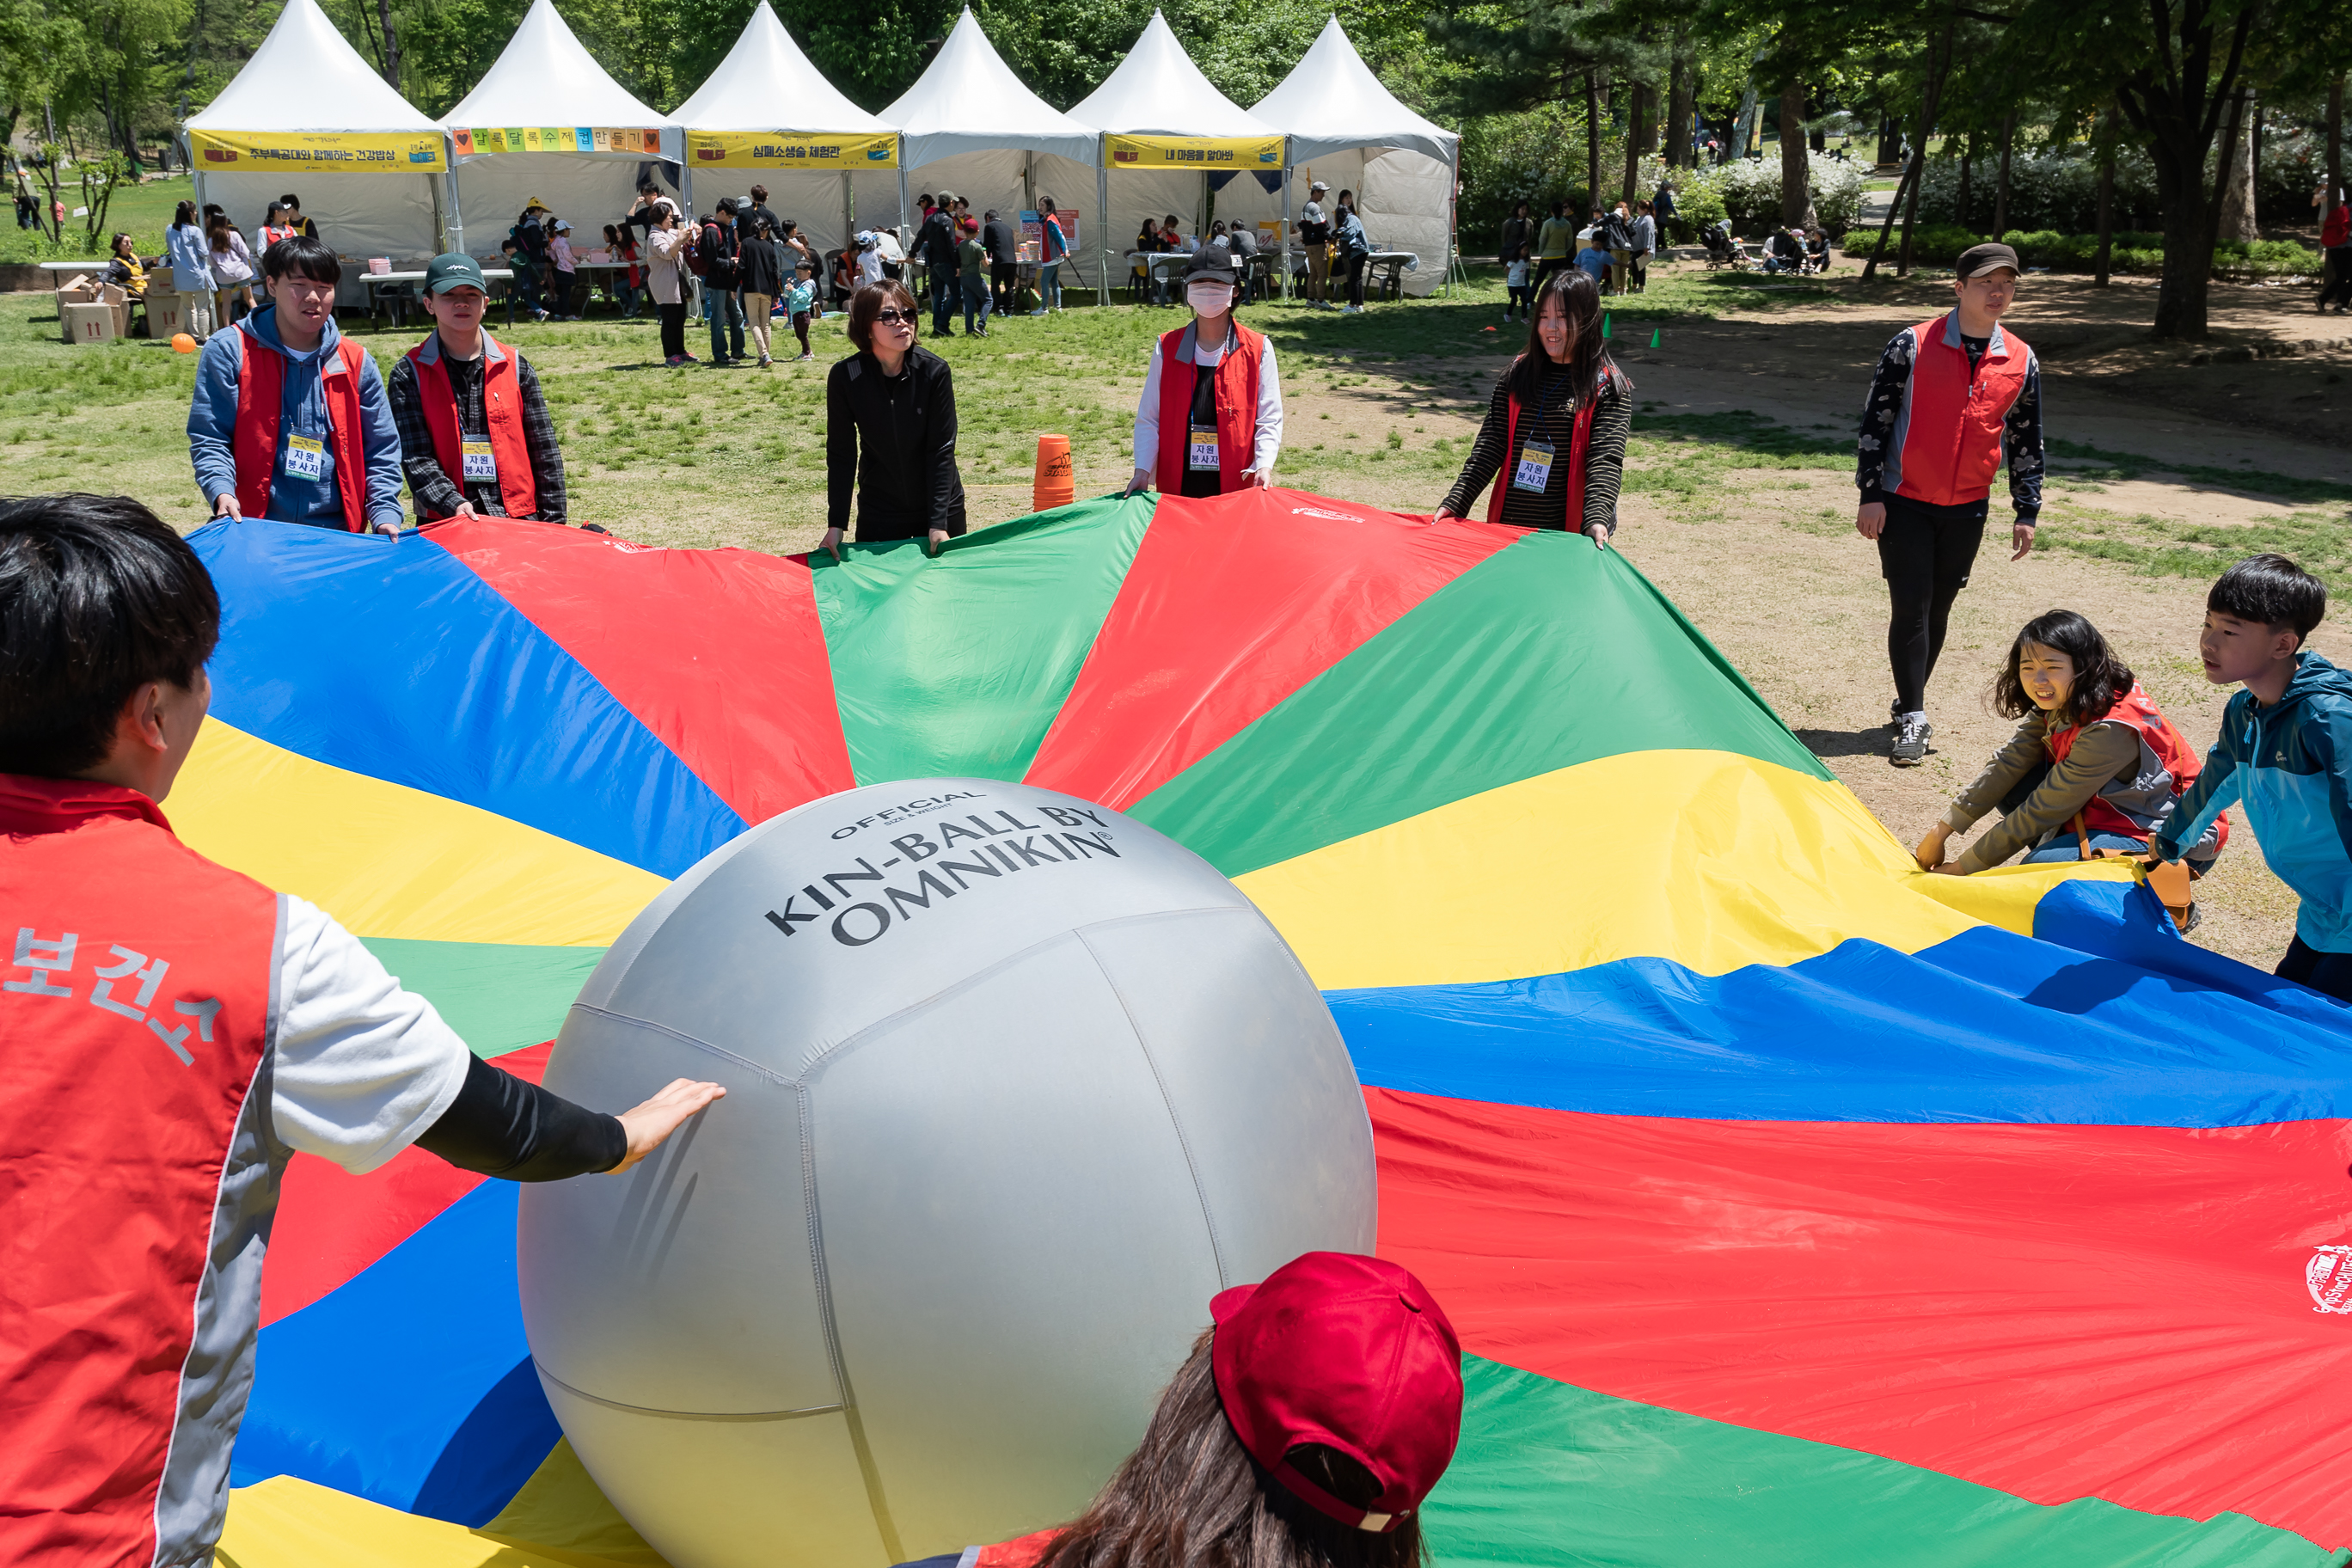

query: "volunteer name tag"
left=1188, top=424, right=1219, bottom=473
left=1511, top=438, right=1556, bottom=493
left=283, top=433, right=326, bottom=481
left=461, top=437, right=498, bottom=481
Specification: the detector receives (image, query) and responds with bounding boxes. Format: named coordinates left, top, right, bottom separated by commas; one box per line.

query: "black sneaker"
left=1890, top=714, right=1932, bottom=766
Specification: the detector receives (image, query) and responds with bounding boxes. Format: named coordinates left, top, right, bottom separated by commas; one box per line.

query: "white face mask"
left=1188, top=283, right=1234, bottom=317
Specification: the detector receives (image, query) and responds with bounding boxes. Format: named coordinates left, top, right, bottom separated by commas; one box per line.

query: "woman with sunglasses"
left=824, top=280, right=966, bottom=561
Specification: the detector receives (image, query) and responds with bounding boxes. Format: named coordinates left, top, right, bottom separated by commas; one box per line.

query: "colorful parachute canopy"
left=171, top=492, right=2352, bottom=1568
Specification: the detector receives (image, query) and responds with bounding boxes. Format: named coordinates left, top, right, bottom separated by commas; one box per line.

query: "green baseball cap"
left=424, top=253, right=487, bottom=295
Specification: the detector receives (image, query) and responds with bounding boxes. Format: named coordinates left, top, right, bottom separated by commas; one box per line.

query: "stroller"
left=1702, top=221, right=1752, bottom=271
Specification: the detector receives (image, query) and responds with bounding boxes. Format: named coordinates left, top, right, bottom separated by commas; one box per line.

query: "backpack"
left=683, top=223, right=707, bottom=279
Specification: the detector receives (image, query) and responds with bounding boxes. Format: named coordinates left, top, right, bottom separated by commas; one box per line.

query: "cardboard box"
left=57, top=276, right=129, bottom=341
left=64, top=299, right=121, bottom=345
left=147, top=292, right=191, bottom=340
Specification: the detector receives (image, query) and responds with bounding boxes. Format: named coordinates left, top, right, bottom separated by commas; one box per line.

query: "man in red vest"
left=0, top=493, right=722, bottom=1567
left=187, top=236, right=407, bottom=536
left=387, top=254, right=583, bottom=529
left=1124, top=250, right=1285, bottom=499
left=1854, top=241, right=2044, bottom=767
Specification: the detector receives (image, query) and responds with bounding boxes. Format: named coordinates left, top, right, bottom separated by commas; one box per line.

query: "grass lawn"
left=2, top=173, right=196, bottom=263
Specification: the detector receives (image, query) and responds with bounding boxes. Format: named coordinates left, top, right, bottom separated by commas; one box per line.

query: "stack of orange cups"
left=1032, top=434, right=1075, bottom=512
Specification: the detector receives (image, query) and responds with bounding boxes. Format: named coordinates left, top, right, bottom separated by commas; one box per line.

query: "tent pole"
left=1280, top=150, right=1291, bottom=301
left=429, top=172, right=447, bottom=256
left=683, top=168, right=700, bottom=322
left=1097, top=156, right=1109, bottom=308
left=842, top=171, right=854, bottom=255
left=444, top=162, right=466, bottom=255
left=897, top=150, right=909, bottom=254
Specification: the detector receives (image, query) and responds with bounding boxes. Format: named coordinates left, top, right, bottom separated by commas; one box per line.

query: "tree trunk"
left=2118, top=0, right=2254, bottom=340
left=1895, top=20, right=1955, bottom=277
left=1957, top=131, right=1975, bottom=230
left=373, top=0, right=403, bottom=91
left=1991, top=111, right=2015, bottom=237
left=2328, top=76, right=2343, bottom=224
left=1877, top=114, right=1902, bottom=166
left=1585, top=70, right=1602, bottom=215
left=2094, top=108, right=2117, bottom=285
left=1734, top=84, right=1760, bottom=159
left=1779, top=80, right=1810, bottom=227
left=2217, top=89, right=2258, bottom=242
left=1623, top=80, right=1649, bottom=203
left=1665, top=24, right=1693, bottom=169
left=1863, top=155, right=1920, bottom=279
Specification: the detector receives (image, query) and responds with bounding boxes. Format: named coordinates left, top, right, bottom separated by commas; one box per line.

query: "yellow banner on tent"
left=451, top=126, right=665, bottom=158
left=192, top=130, right=446, bottom=172
left=1105, top=133, right=1284, bottom=169
left=683, top=131, right=899, bottom=169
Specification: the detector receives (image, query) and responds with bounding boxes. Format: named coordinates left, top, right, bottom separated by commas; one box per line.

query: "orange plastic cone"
left=1033, top=434, right=1075, bottom=512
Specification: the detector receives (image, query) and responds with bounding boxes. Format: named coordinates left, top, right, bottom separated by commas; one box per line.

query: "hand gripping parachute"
left=173, top=490, right=2352, bottom=1567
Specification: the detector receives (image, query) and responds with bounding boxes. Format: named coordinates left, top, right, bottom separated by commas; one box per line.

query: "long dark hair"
left=173, top=199, right=197, bottom=229
left=1993, top=609, right=2135, bottom=729
left=1505, top=267, right=1622, bottom=410
left=1037, top=1329, right=1425, bottom=1568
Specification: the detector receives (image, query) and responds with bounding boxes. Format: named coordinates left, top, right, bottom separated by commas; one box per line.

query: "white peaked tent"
left=880, top=9, right=1099, bottom=281
left=439, top=0, right=681, bottom=260
left=1067, top=11, right=1285, bottom=303
left=185, top=0, right=448, bottom=289
left=1224, top=16, right=1459, bottom=297
left=671, top=1, right=899, bottom=258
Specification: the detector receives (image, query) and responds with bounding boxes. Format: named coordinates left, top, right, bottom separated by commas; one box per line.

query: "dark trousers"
left=2321, top=248, right=2352, bottom=310
left=791, top=310, right=811, bottom=355
left=658, top=301, right=687, bottom=358
left=930, top=267, right=959, bottom=334
left=1532, top=257, right=1566, bottom=294
left=551, top=269, right=579, bottom=316
left=961, top=273, right=991, bottom=333
left=1876, top=493, right=1988, bottom=714
left=1344, top=252, right=1369, bottom=306
left=2277, top=935, right=2352, bottom=1004
left=990, top=259, right=1017, bottom=315
left=1507, top=285, right=1533, bottom=315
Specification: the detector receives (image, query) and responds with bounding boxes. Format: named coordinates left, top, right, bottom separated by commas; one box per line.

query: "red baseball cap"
left=1210, top=1252, right=1464, bottom=1533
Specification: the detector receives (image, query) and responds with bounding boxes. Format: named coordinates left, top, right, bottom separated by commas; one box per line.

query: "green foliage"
left=1836, top=223, right=2326, bottom=279
left=1679, top=150, right=1865, bottom=235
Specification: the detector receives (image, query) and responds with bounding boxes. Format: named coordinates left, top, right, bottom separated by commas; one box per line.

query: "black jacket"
left=983, top=218, right=1016, bottom=263
left=921, top=210, right=960, bottom=269
left=738, top=233, right=786, bottom=297
left=1601, top=211, right=1633, bottom=250
left=827, top=346, right=966, bottom=539
left=699, top=218, right=741, bottom=289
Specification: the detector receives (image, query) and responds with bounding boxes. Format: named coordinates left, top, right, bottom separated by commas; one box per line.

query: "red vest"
left=2049, top=683, right=2227, bottom=849
left=1889, top=313, right=2033, bottom=509
left=233, top=329, right=371, bottom=530
left=1484, top=363, right=1610, bottom=526
left=405, top=334, right=540, bottom=521
left=1154, top=321, right=1265, bottom=494
left=0, top=775, right=280, bottom=1567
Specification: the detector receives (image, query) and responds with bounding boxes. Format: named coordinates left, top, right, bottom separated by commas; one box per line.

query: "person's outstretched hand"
left=2011, top=518, right=2036, bottom=562
left=1854, top=499, right=1887, bottom=540
left=213, top=493, right=242, bottom=520
left=1588, top=524, right=1613, bottom=550
left=928, top=528, right=950, bottom=555
left=822, top=525, right=845, bottom=563
left=1913, top=823, right=1951, bottom=873
left=609, top=1078, right=726, bottom=1174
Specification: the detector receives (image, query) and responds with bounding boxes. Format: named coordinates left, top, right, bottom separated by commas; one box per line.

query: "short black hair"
left=0, top=493, right=219, bottom=776
left=2210, top=554, right=2326, bottom=645
left=263, top=234, right=340, bottom=285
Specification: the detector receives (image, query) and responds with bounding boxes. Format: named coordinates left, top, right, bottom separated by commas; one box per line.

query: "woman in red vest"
left=1434, top=268, right=1630, bottom=546
left=0, top=493, right=720, bottom=1566
left=1124, top=249, right=1284, bottom=499
left=1914, top=608, right=2225, bottom=883
left=387, top=254, right=585, bottom=529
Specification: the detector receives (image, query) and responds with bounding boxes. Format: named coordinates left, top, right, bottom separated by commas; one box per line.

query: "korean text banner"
left=1106, top=134, right=1285, bottom=169
left=192, top=131, right=446, bottom=172
left=451, top=126, right=662, bottom=160
left=683, top=131, right=898, bottom=169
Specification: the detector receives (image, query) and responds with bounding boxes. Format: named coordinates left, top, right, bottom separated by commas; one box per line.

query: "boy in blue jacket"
left=2153, top=554, right=2352, bottom=999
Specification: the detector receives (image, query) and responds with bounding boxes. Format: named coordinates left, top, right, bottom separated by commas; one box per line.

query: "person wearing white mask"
left=1125, top=251, right=1283, bottom=499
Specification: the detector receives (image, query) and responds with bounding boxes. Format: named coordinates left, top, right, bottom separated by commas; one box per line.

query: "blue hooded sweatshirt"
left=187, top=303, right=405, bottom=532
left=2156, top=649, right=2352, bottom=952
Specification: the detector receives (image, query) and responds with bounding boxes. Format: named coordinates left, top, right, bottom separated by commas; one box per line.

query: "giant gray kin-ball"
left=518, top=778, right=1378, bottom=1568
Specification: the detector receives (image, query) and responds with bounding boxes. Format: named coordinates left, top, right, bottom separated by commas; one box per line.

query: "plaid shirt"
left=386, top=335, right=567, bottom=523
